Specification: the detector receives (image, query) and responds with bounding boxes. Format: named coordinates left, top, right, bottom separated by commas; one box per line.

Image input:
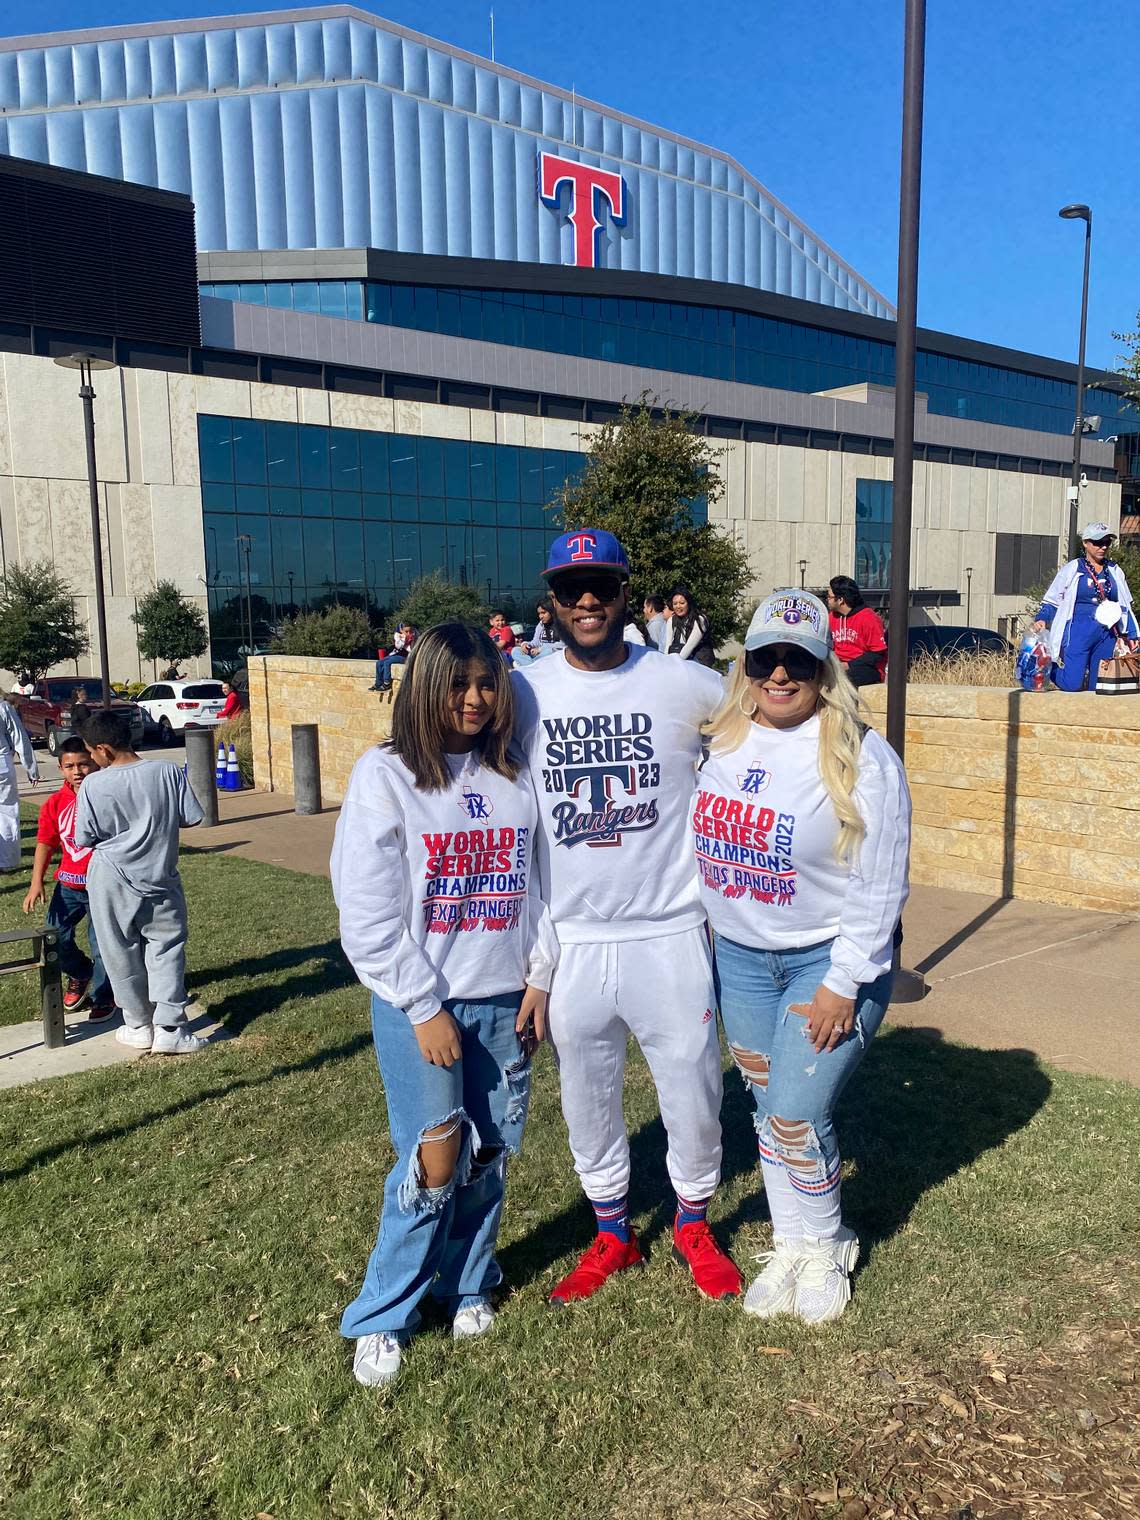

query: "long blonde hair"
left=704, top=653, right=867, bottom=863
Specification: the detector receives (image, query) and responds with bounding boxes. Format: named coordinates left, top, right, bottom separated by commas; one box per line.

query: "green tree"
left=552, top=394, right=752, bottom=642
left=1112, top=313, right=1140, bottom=408
left=394, top=572, right=489, bottom=632
left=271, top=605, right=374, bottom=658
left=130, top=580, right=208, bottom=667
left=0, top=561, right=89, bottom=682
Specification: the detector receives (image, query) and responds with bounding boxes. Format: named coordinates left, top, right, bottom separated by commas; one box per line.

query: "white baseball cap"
left=743, top=590, right=832, bottom=663
left=1080, top=521, right=1114, bottom=542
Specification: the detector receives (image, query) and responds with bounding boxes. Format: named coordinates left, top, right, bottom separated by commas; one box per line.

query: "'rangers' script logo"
left=538, top=152, right=627, bottom=269
left=540, top=711, right=660, bottom=848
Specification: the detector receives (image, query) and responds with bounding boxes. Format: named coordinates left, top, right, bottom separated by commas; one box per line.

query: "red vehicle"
left=11, top=678, right=144, bottom=757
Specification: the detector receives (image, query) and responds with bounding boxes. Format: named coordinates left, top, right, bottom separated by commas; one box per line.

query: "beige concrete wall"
left=860, top=684, right=1140, bottom=912
left=249, top=655, right=1140, bottom=914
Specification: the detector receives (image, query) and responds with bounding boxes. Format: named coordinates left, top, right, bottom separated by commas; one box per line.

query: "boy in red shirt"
left=23, top=736, right=114, bottom=1020
left=488, top=609, right=516, bottom=658
left=827, top=576, right=888, bottom=687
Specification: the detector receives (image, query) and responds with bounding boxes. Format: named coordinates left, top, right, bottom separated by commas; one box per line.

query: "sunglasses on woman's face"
left=1087, top=538, right=1112, bottom=548
left=549, top=573, right=625, bottom=607
left=746, top=645, right=821, bottom=682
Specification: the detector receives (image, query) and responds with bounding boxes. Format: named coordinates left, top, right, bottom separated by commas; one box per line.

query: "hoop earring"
left=738, top=692, right=758, bottom=719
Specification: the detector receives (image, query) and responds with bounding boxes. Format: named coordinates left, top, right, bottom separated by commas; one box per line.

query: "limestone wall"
left=249, top=656, right=1140, bottom=913
left=860, top=684, right=1140, bottom=912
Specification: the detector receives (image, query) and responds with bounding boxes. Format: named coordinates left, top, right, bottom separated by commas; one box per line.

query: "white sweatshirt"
left=331, top=745, right=558, bottom=1023
left=692, top=714, right=911, bottom=998
left=512, top=644, right=725, bottom=943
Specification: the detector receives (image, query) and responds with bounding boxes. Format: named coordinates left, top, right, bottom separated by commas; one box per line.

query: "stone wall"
left=860, top=684, right=1140, bottom=912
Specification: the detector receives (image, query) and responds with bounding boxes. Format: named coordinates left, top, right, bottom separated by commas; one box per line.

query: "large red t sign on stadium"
left=538, top=152, right=626, bottom=269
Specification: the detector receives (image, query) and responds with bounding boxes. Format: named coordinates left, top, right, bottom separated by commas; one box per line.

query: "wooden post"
left=40, top=929, right=65, bottom=1050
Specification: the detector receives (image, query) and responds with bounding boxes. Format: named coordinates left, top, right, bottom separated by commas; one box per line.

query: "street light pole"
left=54, top=353, right=116, bottom=707
left=798, top=559, right=808, bottom=589
left=885, top=0, right=927, bottom=763
left=965, top=566, right=973, bottom=624
left=1059, top=204, right=1092, bottom=556
left=236, top=534, right=254, bottom=656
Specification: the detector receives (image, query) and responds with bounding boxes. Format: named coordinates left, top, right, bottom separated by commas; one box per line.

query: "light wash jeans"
left=341, top=991, right=531, bottom=1339
left=713, top=934, right=891, bottom=1186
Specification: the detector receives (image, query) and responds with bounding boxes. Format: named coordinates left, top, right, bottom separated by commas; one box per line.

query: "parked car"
left=135, top=680, right=227, bottom=744
left=11, top=679, right=144, bottom=756
left=905, top=625, right=1013, bottom=663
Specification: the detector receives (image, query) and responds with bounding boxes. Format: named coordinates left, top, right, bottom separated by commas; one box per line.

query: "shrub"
left=270, top=605, right=374, bottom=659
left=907, top=649, right=1016, bottom=687
left=215, top=710, right=253, bottom=785
left=394, top=572, right=489, bottom=633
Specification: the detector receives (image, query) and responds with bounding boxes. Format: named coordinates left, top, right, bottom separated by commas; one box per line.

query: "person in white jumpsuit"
left=513, top=528, right=743, bottom=1306
left=0, top=699, right=39, bottom=870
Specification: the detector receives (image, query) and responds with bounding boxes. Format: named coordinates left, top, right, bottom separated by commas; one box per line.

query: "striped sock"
left=673, top=1192, right=710, bottom=1230
left=590, top=1196, right=630, bottom=1242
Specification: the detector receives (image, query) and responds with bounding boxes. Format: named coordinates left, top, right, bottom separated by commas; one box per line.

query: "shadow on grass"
left=498, top=1025, right=1052, bottom=1290
left=188, top=938, right=355, bottom=1034
left=0, top=1029, right=372, bottom=1184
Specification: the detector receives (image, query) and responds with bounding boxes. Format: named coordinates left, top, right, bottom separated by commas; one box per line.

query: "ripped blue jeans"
left=340, top=991, right=530, bottom=1339
left=713, top=934, right=891, bottom=1189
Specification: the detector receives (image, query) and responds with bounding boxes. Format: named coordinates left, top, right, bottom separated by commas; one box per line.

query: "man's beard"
left=555, top=606, right=626, bottom=666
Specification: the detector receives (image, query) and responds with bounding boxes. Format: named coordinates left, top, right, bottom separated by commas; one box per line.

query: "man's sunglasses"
left=549, top=573, right=627, bottom=607
left=746, top=645, right=821, bottom=682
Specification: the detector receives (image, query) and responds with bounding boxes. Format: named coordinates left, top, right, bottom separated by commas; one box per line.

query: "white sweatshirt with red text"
left=331, top=745, right=558, bottom=1023
left=692, top=714, right=910, bottom=997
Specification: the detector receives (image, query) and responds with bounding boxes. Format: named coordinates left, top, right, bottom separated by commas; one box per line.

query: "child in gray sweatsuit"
left=74, top=710, right=208, bottom=1056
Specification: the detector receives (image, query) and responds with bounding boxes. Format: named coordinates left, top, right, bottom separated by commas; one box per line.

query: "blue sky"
left=4, top=0, right=1137, bottom=369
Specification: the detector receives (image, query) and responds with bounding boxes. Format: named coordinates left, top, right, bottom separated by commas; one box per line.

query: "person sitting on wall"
left=488, top=610, right=516, bottom=660
left=370, top=624, right=416, bottom=692
left=219, top=681, right=244, bottom=722
left=825, top=577, right=887, bottom=688
left=1033, top=522, right=1138, bottom=692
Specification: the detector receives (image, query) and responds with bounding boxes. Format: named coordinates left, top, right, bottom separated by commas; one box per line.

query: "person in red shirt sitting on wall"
left=826, top=576, right=887, bottom=687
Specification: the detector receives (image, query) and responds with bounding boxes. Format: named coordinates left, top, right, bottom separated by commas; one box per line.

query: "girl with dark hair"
left=665, top=586, right=717, bottom=666
left=512, top=598, right=563, bottom=666
left=331, top=623, right=557, bottom=1388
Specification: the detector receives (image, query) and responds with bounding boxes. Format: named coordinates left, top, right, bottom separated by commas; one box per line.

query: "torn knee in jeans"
left=502, top=1053, right=532, bottom=1147
left=730, top=1043, right=770, bottom=1091
left=762, top=1115, right=839, bottom=1191
left=398, top=1109, right=472, bottom=1212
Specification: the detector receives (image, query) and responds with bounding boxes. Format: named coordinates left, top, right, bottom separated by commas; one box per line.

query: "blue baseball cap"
left=542, top=528, right=630, bottom=579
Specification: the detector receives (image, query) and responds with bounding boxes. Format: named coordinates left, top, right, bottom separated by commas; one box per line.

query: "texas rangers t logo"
left=537, top=152, right=627, bottom=269
left=565, top=532, right=597, bottom=562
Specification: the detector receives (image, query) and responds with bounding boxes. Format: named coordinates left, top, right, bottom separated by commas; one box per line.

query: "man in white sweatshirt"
left=512, top=529, right=742, bottom=1305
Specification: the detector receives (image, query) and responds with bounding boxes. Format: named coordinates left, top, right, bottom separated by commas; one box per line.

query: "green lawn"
left=1, top=810, right=1138, bottom=1519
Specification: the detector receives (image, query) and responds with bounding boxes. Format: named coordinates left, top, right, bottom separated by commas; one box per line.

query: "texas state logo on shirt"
left=692, top=786, right=798, bottom=907
left=537, top=711, right=660, bottom=848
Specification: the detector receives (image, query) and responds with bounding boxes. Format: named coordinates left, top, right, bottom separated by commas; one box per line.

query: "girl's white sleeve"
left=824, top=735, right=912, bottom=999
left=676, top=617, right=706, bottom=660
left=331, top=781, right=442, bottom=1025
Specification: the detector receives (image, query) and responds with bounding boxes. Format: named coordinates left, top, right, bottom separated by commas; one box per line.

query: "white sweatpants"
left=546, top=925, right=722, bottom=1202
left=0, top=753, right=20, bottom=871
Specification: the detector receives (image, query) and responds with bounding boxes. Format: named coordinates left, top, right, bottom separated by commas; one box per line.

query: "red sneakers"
left=63, top=977, right=90, bottom=1012
left=672, top=1219, right=743, bottom=1299
left=549, top=1230, right=646, bottom=1306
left=87, top=1002, right=116, bottom=1023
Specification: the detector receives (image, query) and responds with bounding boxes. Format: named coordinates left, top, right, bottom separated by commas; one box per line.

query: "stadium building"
left=0, top=5, right=1134, bottom=673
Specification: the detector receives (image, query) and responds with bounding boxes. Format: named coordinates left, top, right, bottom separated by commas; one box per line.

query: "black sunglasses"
left=549, top=573, right=626, bottom=607
left=1086, top=538, right=1113, bottom=548
left=746, top=645, right=822, bottom=682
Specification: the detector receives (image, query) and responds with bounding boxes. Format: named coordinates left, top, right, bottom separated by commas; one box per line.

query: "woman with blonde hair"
left=332, top=622, right=557, bottom=1387
left=693, top=591, right=910, bottom=1323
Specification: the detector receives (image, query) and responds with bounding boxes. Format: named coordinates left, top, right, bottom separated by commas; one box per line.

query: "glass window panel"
left=392, top=494, right=420, bottom=521
left=390, top=284, right=416, bottom=325
left=416, top=437, right=443, bottom=497
left=444, top=439, right=469, bottom=497
left=391, top=522, right=420, bottom=593
left=413, top=284, right=438, bottom=327
left=471, top=500, right=497, bottom=526
left=202, top=482, right=235, bottom=512
left=266, top=283, right=293, bottom=310
left=417, top=495, right=445, bottom=523
left=270, top=516, right=304, bottom=588
left=333, top=519, right=365, bottom=586
left=521, top=529, right=549, bottom=588
left=319, top=281, right=348, bottom=320
left=298, top=425, right=330, bottom=488
left=265, top=421, right=299, bottom=486
left=496, top=500, right=521, bottom=527
left=459, top=290, right=483, bottom=341
left=446, top=497, right=472, bottom=523
left=365, top=282, right=392, bottom=325
left=359, top=431, right=389, bottom=492
left=292, top=281, right=320, bottom=315
left=522, top=502, right=549, bottom=529
left=390, top=442, right=417, bottom=494
left=468, top=442, right=495, bottom=500
left=363, top=521, right=392, bottom=592
left=329, top=428, right=360, bottom=492
left=301, top=489, right=332, bottom=517
left=231, top=420, right=266, bottom=484
left=332, top=490, right=362, bottom=519
left=345, top=282, right=363, bottom=321
left=497, top=531, right=522, bottom=593
left=303, top=519, right=336, bottom=597
left=235, top=519, right=272, bottom=590
left=269, top=486, right=301, bottom=516
left=363, top=492, right=390, bottom=520
left=238, top=282, right=267, bottom=305
left=418, top=523, right=446, bottom=579
left=212, top=283, right=239, bottom=302
left=199, top=416, right=234, bottom=481
left=470, top=525, right=498, bottom=591
left=236, top=484, right=268, bottom=515
left=495, top=446, right=520, bottom=501
left=542, top=450, right=566, bottom=500
left=444, top=524, right=468, bottom=583
left=520, top=450, right=544, bottom=504
left=204, top=514, right=239, bottom=587
left=437, top=288, right=461, bottom=335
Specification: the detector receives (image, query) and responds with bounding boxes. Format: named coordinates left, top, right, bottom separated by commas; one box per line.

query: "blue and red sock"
left=590, top=1196, right=630, bottom=1242
left=674, top=1193, right=710, bottom=1230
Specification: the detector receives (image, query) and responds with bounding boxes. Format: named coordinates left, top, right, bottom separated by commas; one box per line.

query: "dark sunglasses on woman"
left=745, top=645, right=822, bottom=682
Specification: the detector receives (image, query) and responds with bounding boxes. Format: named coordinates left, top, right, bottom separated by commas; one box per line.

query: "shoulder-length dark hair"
left=387, top=622, right=518, bottom=791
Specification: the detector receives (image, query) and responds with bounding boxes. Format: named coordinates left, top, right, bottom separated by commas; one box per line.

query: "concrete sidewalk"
left=7, top=786, right=1140, bottom=1090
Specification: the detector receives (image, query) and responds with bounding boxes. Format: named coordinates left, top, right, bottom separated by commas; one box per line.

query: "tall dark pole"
left=885, top=0, right=927, bottom=761
left=78, top=365, right=113, bottom=708
left=1060, top=204, right=1092, bottom=555
left=237, top=534, right=254, bottom=656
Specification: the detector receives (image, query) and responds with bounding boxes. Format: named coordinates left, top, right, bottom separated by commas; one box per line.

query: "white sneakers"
left=353, top=1332, right=402, bottom=1386
left=452, top=1303, right=495, bottom=1340
left=744, top=1225, right=860, bottom=1325
left=114, top=1024, right=210, bottom=1056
